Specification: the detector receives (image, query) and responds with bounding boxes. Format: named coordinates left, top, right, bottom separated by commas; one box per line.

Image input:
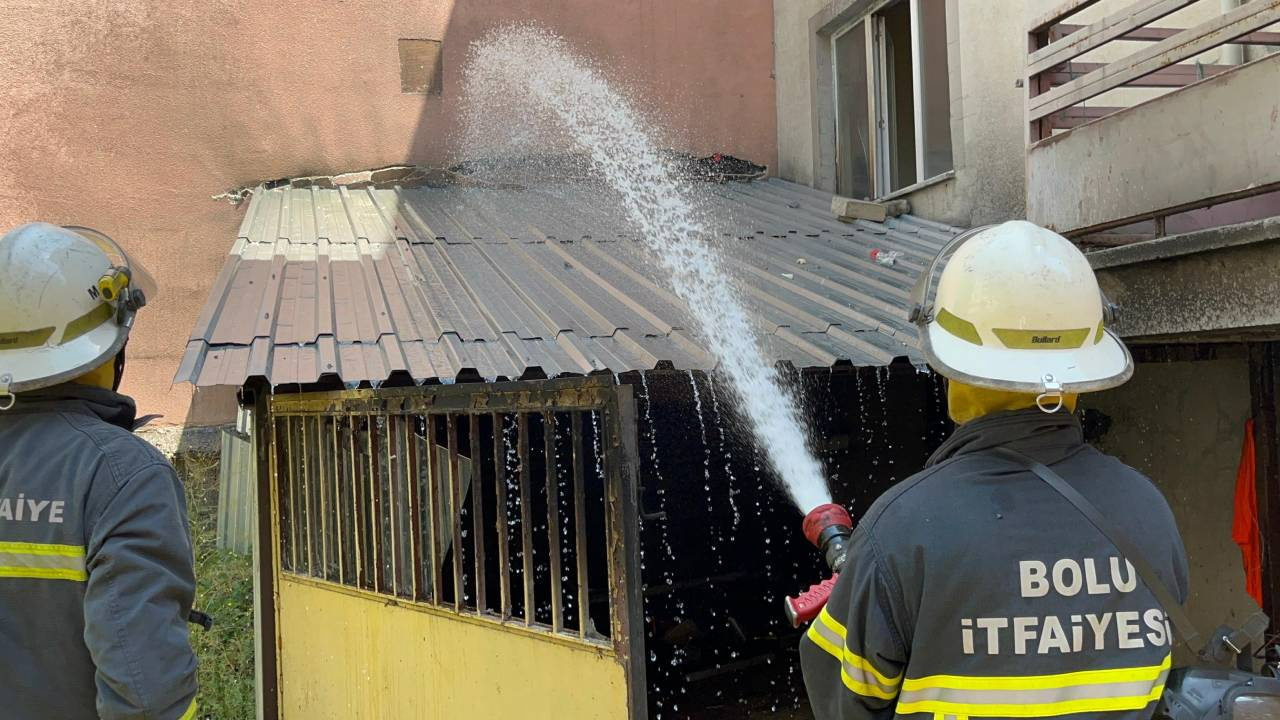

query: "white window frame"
left=831, top=0, right=952, bottom=200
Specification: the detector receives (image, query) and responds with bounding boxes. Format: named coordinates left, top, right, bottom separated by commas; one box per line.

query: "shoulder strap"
left=989, top=447, right=1203, bottom=653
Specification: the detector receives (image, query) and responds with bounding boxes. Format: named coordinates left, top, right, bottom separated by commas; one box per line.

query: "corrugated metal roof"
left=177, top=179, right=962, bottom=387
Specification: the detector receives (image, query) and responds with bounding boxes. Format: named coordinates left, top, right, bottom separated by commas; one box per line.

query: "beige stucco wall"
left=772, top=0, right=1027, bottom=227
left=1086, top=356, right=1262, bottom=648
left=0, top=0, right=777, bottom=426
left=905, top=0, right=1028, bottom=227
left=773, top=0, right=1273, bottom=228
left=772, top=0, right=829, bottom=188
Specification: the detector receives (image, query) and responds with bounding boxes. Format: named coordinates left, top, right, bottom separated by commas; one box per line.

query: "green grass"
left=182, top=454, right=257, bottom=720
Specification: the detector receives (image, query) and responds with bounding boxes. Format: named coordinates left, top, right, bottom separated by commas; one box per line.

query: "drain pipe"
left=1222, top=0, right=1244, bottom=65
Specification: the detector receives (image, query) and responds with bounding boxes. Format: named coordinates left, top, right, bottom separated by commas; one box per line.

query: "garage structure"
left=179, top=177, right=961, bottom=718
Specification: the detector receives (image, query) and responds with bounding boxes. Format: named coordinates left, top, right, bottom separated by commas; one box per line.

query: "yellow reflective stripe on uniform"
left=817, top=607, right=902, bottom=687
left=178, top=698, right=198, bottom=720
left=0, top=541, right=88, bottom=581
left=806, top=606, right=902, bottom=700
left=896, top=688, right=1164, bottom=718
left=0, top=541, right=85, bottom=557
left=903, top=653, right=1171, bottom=691
left=896, top=654, right=1170, bottom=718
left=0, top=566, right=88, bottom=581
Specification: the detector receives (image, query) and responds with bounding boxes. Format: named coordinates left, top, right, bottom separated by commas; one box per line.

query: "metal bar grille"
left=571, top=412, right=590, bottom=639
left=268, top=378, right=634, bottom=646
left=402, top=417, right=418, bottom=600
left=385, top=417, right=399, bottom=596
left=544, top=412, right=564, bottom=633
left=278, top=418, right=296, bottom=572
left=517, top=412, right=535, bottom=627
left=314, top=417, right=327, bottom=578
left=301, top=418, right=314, bottom=575
left=329, top=417, right=343, bottom=584
left=493, top=411, right=512, bottom=620
left=367, top=414, right=383, bottom=593
left=470, top=413, right=487, bottom=614
left=408, top=417, right=425, bottom=601
left=447, top=415, right=464, bottom=612
left=426, top=415, right=443, bottom=604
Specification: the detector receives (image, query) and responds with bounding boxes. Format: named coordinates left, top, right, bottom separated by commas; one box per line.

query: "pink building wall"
left=0, top=0, right=777, bottom=425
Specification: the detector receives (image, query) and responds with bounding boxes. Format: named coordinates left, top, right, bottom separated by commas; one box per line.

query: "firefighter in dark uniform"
left=800, top=221, right=1189, bottom=719
left=0, top=223, right=198, bottom=719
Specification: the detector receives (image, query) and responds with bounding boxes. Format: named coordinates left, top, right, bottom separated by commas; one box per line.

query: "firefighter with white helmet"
left=0, top=223, right=198, bottom=719
left=918, top=219, right=1133, bottom=410
left=800, top=221, right=1189, bottom=719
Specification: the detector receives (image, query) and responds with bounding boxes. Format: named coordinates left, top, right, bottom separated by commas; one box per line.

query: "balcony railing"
left=1025, top=0, right=1280, bottom=237
left=1028, top=0, right=1280, bottom=141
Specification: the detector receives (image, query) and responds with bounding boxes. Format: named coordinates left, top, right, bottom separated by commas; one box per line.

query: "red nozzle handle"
left=784, top=573, right=839, bottom=628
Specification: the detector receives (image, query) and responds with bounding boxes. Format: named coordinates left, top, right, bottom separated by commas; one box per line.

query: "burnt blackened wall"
left=628, top=362, right=949, bottom=718
left=631, top=348, right=1267, bottom=714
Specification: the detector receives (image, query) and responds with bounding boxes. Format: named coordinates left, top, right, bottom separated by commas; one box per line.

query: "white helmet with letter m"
left=0, top=223, right=155, bottom=409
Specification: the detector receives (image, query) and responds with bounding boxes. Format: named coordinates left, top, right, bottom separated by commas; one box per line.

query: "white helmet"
left=909, top=220, right=1131, bottom=404
left=0, top=223, right=156, bottom=408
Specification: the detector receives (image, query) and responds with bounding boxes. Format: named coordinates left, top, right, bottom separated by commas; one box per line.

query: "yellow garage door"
left=265, top=379, right=645, bottom=720
left=277, top=577, right=630, bottom=719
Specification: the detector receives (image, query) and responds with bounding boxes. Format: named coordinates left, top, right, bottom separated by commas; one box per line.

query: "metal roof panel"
left=178, top=179, right=961, bottom=387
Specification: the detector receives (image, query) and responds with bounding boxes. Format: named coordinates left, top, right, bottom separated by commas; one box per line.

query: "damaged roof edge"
left=213, top=153, right=772, bottom=207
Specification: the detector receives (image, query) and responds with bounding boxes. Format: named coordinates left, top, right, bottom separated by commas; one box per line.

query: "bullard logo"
left=1031, top=335, right=1062, bottom=344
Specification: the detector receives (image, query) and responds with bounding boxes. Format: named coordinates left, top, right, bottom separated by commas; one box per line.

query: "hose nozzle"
left=784, top=503, right=855, bottom=628
left=802, top=503, right=854, bottom=573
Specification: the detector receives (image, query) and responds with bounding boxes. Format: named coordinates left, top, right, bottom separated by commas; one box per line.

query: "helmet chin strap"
left=1035, top=393, right=1065, bottom=413
left=112, top=343, right=127, bottom=392
left=1035, top=373, right=1064, bottom=413
left=0, top=374, right=13, bottom=411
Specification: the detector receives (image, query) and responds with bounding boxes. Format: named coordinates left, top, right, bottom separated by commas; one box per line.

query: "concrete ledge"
left=1089, top=216, right=1280, bottom=270
left=1093, top=216, right=1280, bottom=339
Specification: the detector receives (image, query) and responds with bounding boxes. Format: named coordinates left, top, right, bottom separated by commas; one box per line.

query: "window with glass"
left=833, top=0, right=953, bottom=199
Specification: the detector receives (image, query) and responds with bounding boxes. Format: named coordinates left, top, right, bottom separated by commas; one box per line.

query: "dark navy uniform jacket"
left=0, top=384, right=198, bottom=719
left=801, top=409, right=1189, bottom=720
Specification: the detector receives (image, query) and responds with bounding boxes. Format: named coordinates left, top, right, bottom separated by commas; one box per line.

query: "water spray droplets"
left=459, top=24, right=830, bottom=513
left=686, top=370, right=724, bottom=567
left=708, top=374, right=741, bottom=531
